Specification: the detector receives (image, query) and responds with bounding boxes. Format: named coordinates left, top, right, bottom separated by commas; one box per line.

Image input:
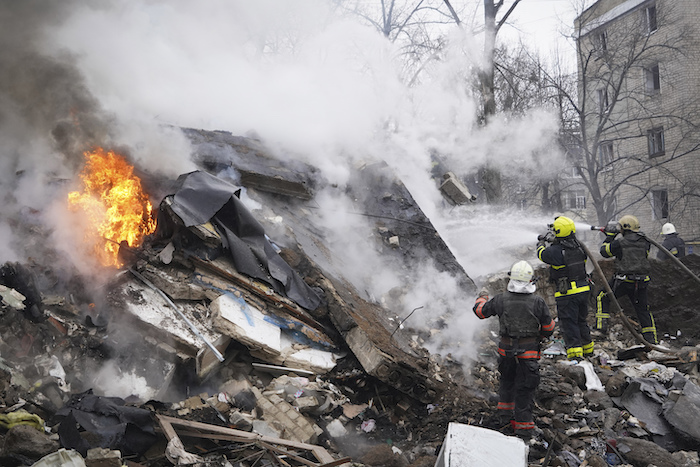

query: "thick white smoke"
left=0, top=0, right=565, bottom=371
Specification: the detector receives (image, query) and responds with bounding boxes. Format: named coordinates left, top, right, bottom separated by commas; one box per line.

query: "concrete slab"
left=118, top=280, right=224, bottom=359
left=435, top=422, right=528, bottom=467
left=211, top=293, right=282, bottom=357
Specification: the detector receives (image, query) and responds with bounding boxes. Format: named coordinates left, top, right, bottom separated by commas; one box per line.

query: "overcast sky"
left=499, top=0, right=589, bottom=69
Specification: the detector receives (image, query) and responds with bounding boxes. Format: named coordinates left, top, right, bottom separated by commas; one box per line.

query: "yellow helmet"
left=509, top=260, right=534, bottom=282
left=618, top=214, right=640, bottom=232
left=553, top=216, right=576, bottom=238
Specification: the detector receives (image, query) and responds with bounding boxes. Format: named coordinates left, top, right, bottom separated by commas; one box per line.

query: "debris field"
left=0, top=130, right=699, bottom=467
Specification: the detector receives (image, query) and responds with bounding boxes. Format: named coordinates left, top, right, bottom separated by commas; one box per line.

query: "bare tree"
left=539, top=1, right=700, bottom=226
left=334, top=0, right=472, bottom=83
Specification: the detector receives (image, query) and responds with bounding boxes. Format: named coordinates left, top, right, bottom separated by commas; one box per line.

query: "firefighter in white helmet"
left=537, top=216, right=594, bottom=361
left=473, top=260, right=554, bottom=440
left=657, top=222, right=686, bottom=260
left=597, top=215, right=657, bottom=344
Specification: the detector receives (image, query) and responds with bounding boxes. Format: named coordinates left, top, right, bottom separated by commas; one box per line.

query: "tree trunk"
left=480, top=0, right=501, bottom=203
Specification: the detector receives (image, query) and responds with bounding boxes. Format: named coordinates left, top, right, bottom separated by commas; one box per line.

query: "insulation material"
left=435, top=422, right=527, bottom=467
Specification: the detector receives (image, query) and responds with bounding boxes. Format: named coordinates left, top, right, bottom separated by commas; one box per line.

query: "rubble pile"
left=0, top=130, right=700, bottom=466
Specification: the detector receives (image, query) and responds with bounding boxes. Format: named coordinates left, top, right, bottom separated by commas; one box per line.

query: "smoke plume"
left=0, top=0, right=564, bottom=370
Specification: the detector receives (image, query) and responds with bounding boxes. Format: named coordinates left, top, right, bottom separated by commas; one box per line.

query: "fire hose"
left=578, top=240, right=677, bottom=355
left=642, top=234, right=700, bottom=286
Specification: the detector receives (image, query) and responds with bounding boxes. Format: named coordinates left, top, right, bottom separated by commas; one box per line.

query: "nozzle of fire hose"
left=591, top=222, right=620, bottom=234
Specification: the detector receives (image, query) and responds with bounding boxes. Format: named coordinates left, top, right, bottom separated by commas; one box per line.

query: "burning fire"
left=68, top=148, right=156, bottom=267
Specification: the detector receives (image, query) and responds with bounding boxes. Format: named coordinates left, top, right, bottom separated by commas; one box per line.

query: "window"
left=645, top=64, right=660, bottom=93
left=563, top=149, right=584, bottom=178
left=596, top=30, right=608, bottom=53
left=598, top=142, right=614, bottom=170
left=643, top=4, right=657, bottom=34
left=647, top=127, right=665, bottom=157
left=563, top=190, right=586, bottom=210
left=652, top=189, right=668, bottom=220
left=597, top=88, right=609, bottom=114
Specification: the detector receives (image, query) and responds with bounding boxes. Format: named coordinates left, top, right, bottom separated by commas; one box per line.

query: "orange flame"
left=68, top=148, right=156, bottom=267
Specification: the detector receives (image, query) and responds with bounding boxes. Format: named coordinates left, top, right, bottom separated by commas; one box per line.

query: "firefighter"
left=596, top=215, right=658, bottom=344
left=536, top=216, right=594, bottom=360
left=657, top=222, right=686, bottom=260
left=473, top=260, right=555, bottom=439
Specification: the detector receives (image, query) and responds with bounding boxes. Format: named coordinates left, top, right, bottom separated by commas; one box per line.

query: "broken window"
left=651, top=189, right=669, bottom=219
left=598, top=142, right=614, bottom=170
left=645, top=64, right=661, bottom=94
left=647, top=126, right=665, bottom=157
left=643, top=4, right=658, bottom=34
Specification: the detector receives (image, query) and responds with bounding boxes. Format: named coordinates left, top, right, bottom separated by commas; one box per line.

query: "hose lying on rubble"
left=578, top=242, right=677, bottom=356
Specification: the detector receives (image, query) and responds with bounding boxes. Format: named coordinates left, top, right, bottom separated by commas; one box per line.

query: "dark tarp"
left=167, top=170, right=320, bottom=311
left=55, top=389, right=156, bottom=457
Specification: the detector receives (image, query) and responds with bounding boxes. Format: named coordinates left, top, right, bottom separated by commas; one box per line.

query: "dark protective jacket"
left=658, top=233, right=686, bottom=260
left=473, top=291, right=555, bottom=359
left=537, top=236, right=590, bottom=298
left=601, top=231, right=651, bottom=279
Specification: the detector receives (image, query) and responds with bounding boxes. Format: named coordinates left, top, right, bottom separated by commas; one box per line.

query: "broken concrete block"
left=293, top=395, right=320, bottom=411
left=279, top=333, right=339, bottom=373
left=251, top=386, right=322, bottom=444
left=196, top=335, right=231, bottom=378
left=228, top=410, right=254, bottom=431
left=85, top=447, right=122, bottom=467
left=344, top=325, right=437, bottom=403
left=325, top=419, right=348, bottom=438
left=439, top=172, right=476, bottom=205
left=0, top=285, right=25, bottom=309
left=435, top=422, right=527, bottom=467
left=118, top=280, right=225, bottom=361
left=211, top=293, right=282, bottom=357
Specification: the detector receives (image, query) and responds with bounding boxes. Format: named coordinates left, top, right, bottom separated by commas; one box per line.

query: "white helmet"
left=509, top=260, right=534, bottom=282
left=661, top=223, right=676, bottom=235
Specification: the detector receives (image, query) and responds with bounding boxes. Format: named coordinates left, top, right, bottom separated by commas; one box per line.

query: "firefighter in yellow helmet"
left=473, top=261, right=555, bottom=440
left=596, top=215, right=657, bottom=344
left=536, top=216, right=594, bottom=360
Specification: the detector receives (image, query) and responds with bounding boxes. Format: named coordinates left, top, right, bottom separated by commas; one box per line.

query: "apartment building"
left=571, top=0, right=700, bottom=244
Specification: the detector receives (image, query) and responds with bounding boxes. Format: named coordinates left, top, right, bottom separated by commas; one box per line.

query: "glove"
left=537, top=231, right=554, bottom=243
left=478, top=288, right=489, bottom=298
left=603, top=230, right=617, bottom=243
left=603, top=221, right=619, bottom=236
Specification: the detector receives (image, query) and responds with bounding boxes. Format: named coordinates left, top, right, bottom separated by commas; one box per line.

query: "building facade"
left=573, top=0, right=700, bottom=245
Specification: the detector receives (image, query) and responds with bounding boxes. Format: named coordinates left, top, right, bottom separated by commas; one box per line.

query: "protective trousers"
left=596, top=279, right=657, bottom=344
left=497, top=356, right=539, bottom=433
left=556, top=292, right=594, bottom=359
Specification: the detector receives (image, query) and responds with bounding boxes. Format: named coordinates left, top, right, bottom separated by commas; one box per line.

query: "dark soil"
left=597, top=254, right=700, bottom=344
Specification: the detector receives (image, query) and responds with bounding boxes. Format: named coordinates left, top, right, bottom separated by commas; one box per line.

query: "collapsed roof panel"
left=180, top=129, right=478, bottom=402
left=183, top=128, right=317, bottom=200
